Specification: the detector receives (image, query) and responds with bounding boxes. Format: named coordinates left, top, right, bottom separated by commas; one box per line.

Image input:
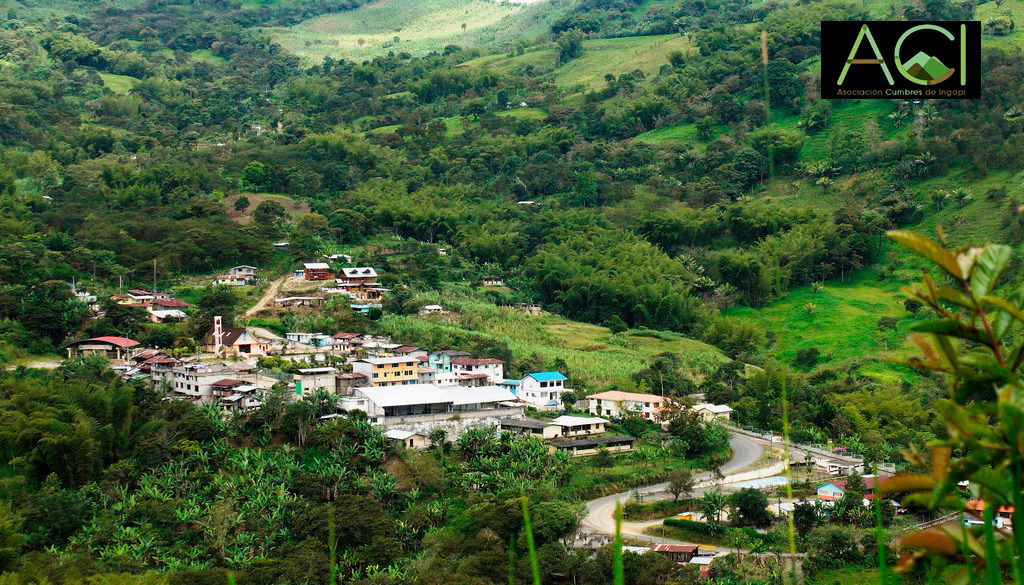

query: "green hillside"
left=266, top=0, right=576, bottom=62
left=461, top=34, right=691, bottom=96
left=375, top=296, right=729, bottom=388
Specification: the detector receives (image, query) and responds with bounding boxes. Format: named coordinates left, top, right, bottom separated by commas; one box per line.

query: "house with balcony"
left=334, top=267, right=384, bottom=302
left=303, top=262, right=334, bottom=281
left=692, top=403, right=733, bottom=422
left=331, top=332, right=364, bottom=354
left=170, top=363, right=252, bottom=404
left=451, top=357, right=504, bottom=383
left=215, top=265, right=258, bottom=286
left=351, top=356, right=419, bottom=387
left=428, top=350, right=471, bottom=372
left=586, top=390, right=668, bottom=420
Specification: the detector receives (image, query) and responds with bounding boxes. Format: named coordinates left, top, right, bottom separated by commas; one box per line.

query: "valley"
left=0, top=0, right=1023, bottom=581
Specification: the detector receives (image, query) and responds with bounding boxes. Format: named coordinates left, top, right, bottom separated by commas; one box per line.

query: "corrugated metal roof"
left=526, top=372, right=567, bottom=382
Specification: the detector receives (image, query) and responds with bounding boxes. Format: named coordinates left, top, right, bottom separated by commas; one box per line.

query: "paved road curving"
left=581, top=433, right=765, bottom=541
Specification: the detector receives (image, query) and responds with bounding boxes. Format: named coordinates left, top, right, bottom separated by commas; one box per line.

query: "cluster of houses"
left=278, top=263, right=389, bottom=314
left=63, top=259, right=738, bottom=456
left=109, top=289, right=192, bottom=323
left=65, top=322, right=735, bottom=457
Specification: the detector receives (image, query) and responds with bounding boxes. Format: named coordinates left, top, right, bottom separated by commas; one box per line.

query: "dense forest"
left=1, top=0, right=1024, bottom=579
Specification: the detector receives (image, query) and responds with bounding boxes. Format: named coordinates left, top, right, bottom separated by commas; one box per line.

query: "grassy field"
left=634, top=121, right=728, bottom=146
left=265, top=0, right=574, bottom=62
left=462, top=34, right=690, bottom=96
left=725, top=269, right=918, bottom=382
left=978, top=0, right=1024, bottom=50
left=497, top=106, right=547, bottom=120
left=766, top=100, right=900, bottom=161
left=99, top=72, right=138, bottom=94
left=190, top=49, right=228, bottom=65
left=636, top=100, right=897, bottom=154
left=225, top=192, right=311, bottom=224
left=369, top=115, right=466, bottom=137
left=907, top=168, right=1023, bottom=247
left=375, top=296, right=729, bottom=388
left=564, top=443, right=725, bottom=499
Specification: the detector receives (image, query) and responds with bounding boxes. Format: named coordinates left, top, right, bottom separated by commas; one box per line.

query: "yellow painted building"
left=351, top=356, right=419, bottom=387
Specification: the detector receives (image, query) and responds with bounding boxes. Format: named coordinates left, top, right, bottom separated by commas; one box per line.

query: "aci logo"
left=821, top=21, right=981, bottom=99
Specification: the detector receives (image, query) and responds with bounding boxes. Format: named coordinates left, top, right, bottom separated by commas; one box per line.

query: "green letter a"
left=837, top=24, right=894, bottom=85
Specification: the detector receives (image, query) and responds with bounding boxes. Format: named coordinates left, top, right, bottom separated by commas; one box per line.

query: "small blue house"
left=499, top=379, right=521, bottom=395
left=816, top=482, right=845, bottom=501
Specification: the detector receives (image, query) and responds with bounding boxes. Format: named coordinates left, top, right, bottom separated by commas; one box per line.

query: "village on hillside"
left=66, top=259, right=743, bottom=460
left=56, top=256, right=962, bottom=578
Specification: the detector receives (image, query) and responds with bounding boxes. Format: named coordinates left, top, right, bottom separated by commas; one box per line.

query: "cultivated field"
left=376, top=297, right=729, bottom=388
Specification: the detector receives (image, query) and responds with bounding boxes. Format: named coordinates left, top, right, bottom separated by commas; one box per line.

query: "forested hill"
left=0, top=0, right=1023, bottom=578
left=3, top=0, right=1024, bottom=427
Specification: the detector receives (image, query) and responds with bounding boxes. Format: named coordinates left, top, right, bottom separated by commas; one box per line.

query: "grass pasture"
left=497, top=106, right=547, bottom=120
left=99, top=72, right=138, bottom=94
left=634, top=121, right=728, bottom=146
left=725, top=270, right=916, bottom=378
left=265, top=0, right=572, bottom=62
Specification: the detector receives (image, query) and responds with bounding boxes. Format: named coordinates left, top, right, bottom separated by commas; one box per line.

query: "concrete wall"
left=386, top=407, right=524, bottom=437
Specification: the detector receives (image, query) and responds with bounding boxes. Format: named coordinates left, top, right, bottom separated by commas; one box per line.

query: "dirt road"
left=245, top=277, right=285, bottom=317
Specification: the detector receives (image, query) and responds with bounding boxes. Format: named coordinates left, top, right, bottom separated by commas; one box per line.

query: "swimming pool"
left=729, top=476, right=792, bottom=489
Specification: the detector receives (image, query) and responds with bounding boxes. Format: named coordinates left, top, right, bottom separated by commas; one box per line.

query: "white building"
left=171, top=363, right=252, bottom=404
left=450, top=357, right=505, bottom=384
left=550, top=415, right=609, bottom=436
left=293, top=367, right=338, bottom=398
left=356, top=384, right=517, bottom=421
left=517, top=372, right=569, bottom=408
left=692, top=403, right=733, bottom=422
left=286, top=332, right=335, bottom=348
